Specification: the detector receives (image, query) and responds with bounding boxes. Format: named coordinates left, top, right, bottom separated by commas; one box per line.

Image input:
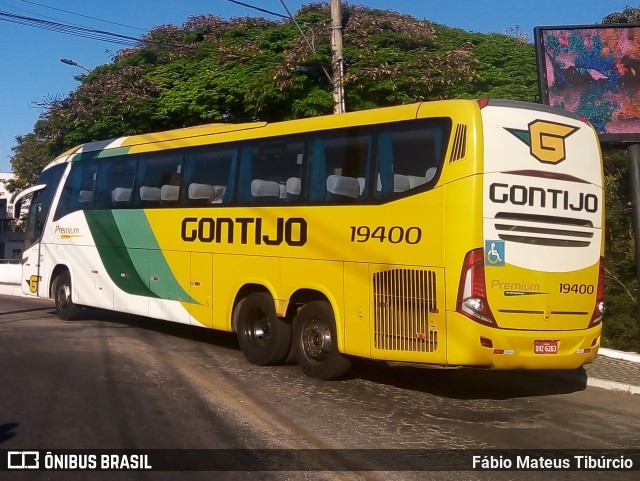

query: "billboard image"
left=535, top=24, right=640, bottom=143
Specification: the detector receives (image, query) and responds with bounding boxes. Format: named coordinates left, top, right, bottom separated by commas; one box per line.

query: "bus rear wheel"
left=235, top=292, right=291, bottom=366
left=53, top=271, right=81, bottom=321
left=293, top=301, right=351, bottom=380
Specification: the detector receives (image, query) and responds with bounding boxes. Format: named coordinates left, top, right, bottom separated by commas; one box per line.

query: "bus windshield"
left=23, top=163, right=66, bottom=250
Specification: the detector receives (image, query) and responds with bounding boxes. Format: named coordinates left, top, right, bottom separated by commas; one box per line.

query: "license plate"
left=534, top=340, right=558, bottom=354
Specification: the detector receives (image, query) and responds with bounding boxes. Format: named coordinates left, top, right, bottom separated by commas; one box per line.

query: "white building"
left=0, top=172, right=25, bottom=259
left=0, top=172, right=13, bottom=218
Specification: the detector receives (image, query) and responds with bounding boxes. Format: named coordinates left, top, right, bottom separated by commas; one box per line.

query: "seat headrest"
left=112, top=187, right=132, bottom=203
left=286, top=177, right=301, bottom=196
left=251, top=179, right=281, bottom=197
left=188, top=183, right=215, bottom=200
left=139, top=186, right=161, bottom=201
left=161, top=185, right=180, bottom=201
left=326, top=175, right=360, bottom=199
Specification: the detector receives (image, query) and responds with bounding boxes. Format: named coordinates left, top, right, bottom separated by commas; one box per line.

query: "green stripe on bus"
left=84, top=210, right=158, bottom=299
left=71, top=146, right=131, bottom=162
left=112, top=210, right=196, bottom=304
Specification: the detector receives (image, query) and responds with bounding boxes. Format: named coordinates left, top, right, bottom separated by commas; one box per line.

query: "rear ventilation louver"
left=449, top=123, right=467, bottom=162
left=373, top=269, right=438, bottom=352
left=493, top=213, right=594, bottom=247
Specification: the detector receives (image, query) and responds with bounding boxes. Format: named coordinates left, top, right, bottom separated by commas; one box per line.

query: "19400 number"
left=559, top=283, right=595, bottom=295
left=350, top=225, right=422, bottom=244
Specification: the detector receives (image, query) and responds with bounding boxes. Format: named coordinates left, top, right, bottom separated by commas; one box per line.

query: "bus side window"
left=134, top=152, right=183, bottom=208
left=95, top=156, right=137, bottom=209
left=374, top=119, right=451, bottom=201
left=237, top=136, right=305, bottom=205
left=183, top=145, right=238, bottom=205
left=54, top=159, right=99, bottom=221
left=307, top=127, right=372, bottom=203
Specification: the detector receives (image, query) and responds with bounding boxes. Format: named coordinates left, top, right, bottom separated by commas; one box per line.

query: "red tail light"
left=589, top=257, right=606, bottom=327
left=457, top=248, right=496, bottom=326
left=477, top=98, right=490, bottom=109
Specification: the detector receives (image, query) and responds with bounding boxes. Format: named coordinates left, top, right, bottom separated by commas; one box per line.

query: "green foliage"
left=430, top=25, right=538, bottom=101
left=597, top=9, right=640, bottom=351
left=6, top=132, right=55, bottom=191
left=601, top=147, right=640, bottom=351
left=7, top=3, right=640, bottom=351
left=602, top=5, right=640, bottom=24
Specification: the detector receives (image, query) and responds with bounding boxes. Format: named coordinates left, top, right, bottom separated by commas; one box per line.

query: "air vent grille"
left=373, top=269, right=438, bottom=352
left=493, top=213, right=594, bottom=247
left=449, top=124, right=467, bottom=162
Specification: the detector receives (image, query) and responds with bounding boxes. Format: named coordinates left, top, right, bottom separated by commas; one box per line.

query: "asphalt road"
left=1, top=294, right=639, bottom=481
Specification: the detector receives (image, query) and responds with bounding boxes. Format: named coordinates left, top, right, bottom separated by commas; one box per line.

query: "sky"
left=0, top=0, right=633, bottom=172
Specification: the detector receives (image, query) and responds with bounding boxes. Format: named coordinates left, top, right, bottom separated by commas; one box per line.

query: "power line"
left=18, top=0, right=147, bottom=32
left=0, top=10, right=140, bottom=46
left=224, top=0, right=288, bottom=19
left=0, top=10, right=196, bottom=50
left=277, top=0, right=333, bottom=85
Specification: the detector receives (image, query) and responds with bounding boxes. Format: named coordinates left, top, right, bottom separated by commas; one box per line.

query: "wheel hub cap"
left=302, top=319, right=331, bottom=362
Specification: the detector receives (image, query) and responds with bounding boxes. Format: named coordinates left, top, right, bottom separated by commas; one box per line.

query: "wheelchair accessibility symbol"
left=485, top=240, right=505, bottom=267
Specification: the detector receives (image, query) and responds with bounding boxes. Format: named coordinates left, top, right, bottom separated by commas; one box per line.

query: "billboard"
left=535, top=24, right=640, bottom=143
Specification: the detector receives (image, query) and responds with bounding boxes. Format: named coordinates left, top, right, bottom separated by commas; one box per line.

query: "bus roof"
left=43, top=100, right=486, bottom=169
left=41, top=99, right=528, bottom=173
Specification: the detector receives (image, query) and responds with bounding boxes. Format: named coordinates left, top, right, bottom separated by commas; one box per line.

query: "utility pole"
left=330, top=0, right=345, bottom=114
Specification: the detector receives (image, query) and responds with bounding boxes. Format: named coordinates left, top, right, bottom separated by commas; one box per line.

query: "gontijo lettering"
left=489, top=183, right=598, bottom=213
left=181, top=216, right=308, bottom=246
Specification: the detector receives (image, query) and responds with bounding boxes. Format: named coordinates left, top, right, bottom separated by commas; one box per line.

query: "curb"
left=586, top=347, right=640, bottom=396
left=597, top=347, right=640, bottom=364
left=586, top=377, right=640, bottom=396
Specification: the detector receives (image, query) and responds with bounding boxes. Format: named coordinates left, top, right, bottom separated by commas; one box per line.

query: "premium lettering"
left=54, top=225, right=80, bottom=235
left=181, top=217, right=307, bottom=246
left=489, top=183, right=598, bottom=213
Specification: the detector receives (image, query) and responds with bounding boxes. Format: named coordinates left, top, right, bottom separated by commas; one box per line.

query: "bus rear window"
left=374, top=118, right=451, bottom=200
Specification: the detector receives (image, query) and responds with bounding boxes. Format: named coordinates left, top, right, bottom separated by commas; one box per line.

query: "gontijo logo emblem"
left=506, top=120, right=578, bottom=164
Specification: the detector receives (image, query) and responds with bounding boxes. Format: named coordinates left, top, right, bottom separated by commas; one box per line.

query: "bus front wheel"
left=235, top=292, right=291, bottom=366
left=293, top=301, right=351, bottom=380
left=53, top=271, right=81, bottom=321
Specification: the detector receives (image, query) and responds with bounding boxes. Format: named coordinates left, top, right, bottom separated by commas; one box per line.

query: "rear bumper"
left=446, top=311, right=601, bottom=369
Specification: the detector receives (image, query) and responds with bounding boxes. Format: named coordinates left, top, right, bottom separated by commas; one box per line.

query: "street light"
left=60, top=58, right=90, bottom=73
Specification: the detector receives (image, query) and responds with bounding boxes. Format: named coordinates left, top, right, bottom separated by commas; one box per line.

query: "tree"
left=597, top=9, right=640, bottom=350
left=602, top=6, right=640, bottom=24
left=5, top=131, right=55, bottom=192
left=275, top=3, right=477, bottom=113
left=9, top=3, right=480, bottom=188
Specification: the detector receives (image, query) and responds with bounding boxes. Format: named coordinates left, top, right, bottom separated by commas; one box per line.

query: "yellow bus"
left=13, top=99, right=605, bottom=379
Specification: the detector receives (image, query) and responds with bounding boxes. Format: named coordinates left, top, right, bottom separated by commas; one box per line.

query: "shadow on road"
left=347, top=359, right=588, bottom=400
left=74, top=307, right=588, bottom=400
left=78, top=307, right=240, bottom=350
left=0, top=306, right=56, bottom=316
left=0, top=423, right=18, bottom=444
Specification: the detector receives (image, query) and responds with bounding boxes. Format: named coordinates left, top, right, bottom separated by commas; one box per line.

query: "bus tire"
left=293, top=301, right=351, bottom=380
left=235, top=292, right=291, bottom=366
left=53, top=271, right=81, bottom=321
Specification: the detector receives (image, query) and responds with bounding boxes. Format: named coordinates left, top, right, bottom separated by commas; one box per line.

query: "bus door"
left=21, top=187, right=47, bottom=296
left=16, top=163, right=67, bottom=297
